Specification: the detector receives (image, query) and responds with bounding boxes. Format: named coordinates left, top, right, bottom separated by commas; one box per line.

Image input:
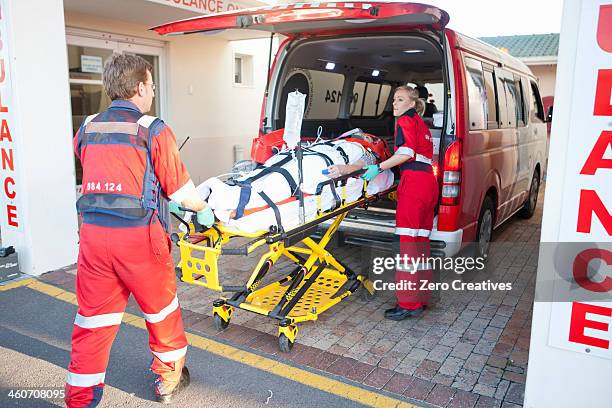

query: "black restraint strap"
left=302, top=148, right=334, bottom=166
left=234, top=186, right=252, bottom=219
left=319, top=141, right=349, bottom=164
left=237, top=155, right=297, bottom=196
left=258, top=191, right=283, bottom=232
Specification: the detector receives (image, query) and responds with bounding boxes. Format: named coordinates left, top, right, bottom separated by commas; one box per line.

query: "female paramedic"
left=363, top=86, right=438, bottom=320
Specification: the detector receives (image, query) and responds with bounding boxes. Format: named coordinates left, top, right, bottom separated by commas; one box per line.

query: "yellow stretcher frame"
left=173, top=174, right=394, bottom=352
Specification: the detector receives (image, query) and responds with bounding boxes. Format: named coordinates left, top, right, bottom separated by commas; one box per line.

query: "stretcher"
left=172, top=170, right=395, bottom=352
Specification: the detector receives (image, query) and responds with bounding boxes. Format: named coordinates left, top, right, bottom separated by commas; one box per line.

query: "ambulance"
left=154, top=2, right=548, bottom=258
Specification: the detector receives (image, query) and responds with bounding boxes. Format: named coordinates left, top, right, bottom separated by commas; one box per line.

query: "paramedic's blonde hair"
left=394, top=86, right=422, bottom=115
left=415, top=98, right=425, bottom=117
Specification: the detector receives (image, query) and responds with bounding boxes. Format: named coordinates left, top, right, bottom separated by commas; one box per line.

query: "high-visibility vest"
left=75, top=107, right=170, bottom=231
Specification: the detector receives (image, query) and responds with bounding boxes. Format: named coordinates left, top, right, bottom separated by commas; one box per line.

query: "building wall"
left=529, top=64, right=557, bottom=97
left=166, top=36, right=271, bottom=184
left=64, top=11, right=270, bottom=185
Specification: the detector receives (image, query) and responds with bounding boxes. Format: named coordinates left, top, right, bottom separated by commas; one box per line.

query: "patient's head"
left=350, top=133, right=375, bottom=144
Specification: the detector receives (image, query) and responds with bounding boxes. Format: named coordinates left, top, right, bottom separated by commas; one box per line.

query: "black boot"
left=155, top=366, right=191, bottom=404
left=384, top=306, right=425, bottom=321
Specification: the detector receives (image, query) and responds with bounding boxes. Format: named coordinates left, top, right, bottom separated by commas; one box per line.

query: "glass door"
left=66, top=32, right=165, bottom=184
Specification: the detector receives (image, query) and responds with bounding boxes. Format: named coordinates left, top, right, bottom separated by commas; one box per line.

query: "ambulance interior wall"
left=64, top=12, right=270, bottom=185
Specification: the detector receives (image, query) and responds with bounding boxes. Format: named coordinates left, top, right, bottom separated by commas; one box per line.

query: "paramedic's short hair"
left=395, top=85, right=420, bottom=101
left=103, top=53, right=152, bottom=100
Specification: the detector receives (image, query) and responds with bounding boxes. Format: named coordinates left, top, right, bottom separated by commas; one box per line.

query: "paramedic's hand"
left=196, top=207, right=215, bottom=228
left=361, top=165, right=381, bottom=181
left=326, top=165, right=342, bottom=178
left=169, top=201, right=185, bottom=217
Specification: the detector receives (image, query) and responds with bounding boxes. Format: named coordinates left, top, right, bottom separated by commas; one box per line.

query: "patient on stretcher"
left=194, top=133, right=394, bottom=233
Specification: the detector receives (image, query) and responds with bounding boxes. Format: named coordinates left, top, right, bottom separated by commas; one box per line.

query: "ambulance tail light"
left=441, top=140, right=461, bottom=205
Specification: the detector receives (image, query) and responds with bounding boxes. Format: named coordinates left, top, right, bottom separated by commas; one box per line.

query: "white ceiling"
left=63, top=0, right=271, bottom=40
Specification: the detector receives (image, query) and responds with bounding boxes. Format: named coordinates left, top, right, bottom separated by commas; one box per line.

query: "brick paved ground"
left=41, top=187, right=545, bottom=408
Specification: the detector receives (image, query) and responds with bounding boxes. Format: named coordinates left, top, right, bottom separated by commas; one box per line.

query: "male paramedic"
left=362, top=86, right=438, bottom=320
left=65, top=53, right=214, bottom=407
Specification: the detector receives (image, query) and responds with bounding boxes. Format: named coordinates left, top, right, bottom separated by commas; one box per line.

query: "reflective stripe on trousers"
left=394, top=169, right=438, bottom=310
left=65, top=221, right=187, bottom=408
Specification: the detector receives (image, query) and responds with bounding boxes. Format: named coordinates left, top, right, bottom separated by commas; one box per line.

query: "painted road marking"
left=1, top=279, right=421, bottom=408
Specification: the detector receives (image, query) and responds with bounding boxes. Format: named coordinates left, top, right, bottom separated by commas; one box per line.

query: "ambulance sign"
left=545, top=2, right=612, bottom=360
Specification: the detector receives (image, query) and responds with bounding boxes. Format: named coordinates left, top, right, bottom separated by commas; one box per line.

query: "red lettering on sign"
left=597, top=5, right=612, bottom=53
left=573, top=248, right=612, bottom=293
left=6, top=204, right=17, bottom=227
left=580, top=131, right=612, bottom=175
left=568, top=302, right=611, bottom=349
left=217, top=0, right=223, bottom=12
left=1, top=148, right=12, bottom=171
left=3, top=176, right=14, bottom=199
left=0, top=91, right=7, bottom=113
left=0, top=119, right=11, bottom=142
left=208, top=0, right=215, bottom=13
left=577, top=190, right=612, bottom=235
left=594, top=70, right=612, bottom=116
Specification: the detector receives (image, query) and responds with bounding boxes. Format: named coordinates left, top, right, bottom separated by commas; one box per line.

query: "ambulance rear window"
left=350, top=81, right=392, bottom=117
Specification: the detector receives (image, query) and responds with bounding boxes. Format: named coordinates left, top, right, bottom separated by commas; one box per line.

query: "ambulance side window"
left=529, top=81, right=545, bottom=123
left=494, top=69, right=509, bottom=128
left=514, top=76, right=527, bottom=127
left=482, top=67, right=498, bottom=129
left=502, top=75, right=518, bottom=128
left=464, top=57, right=486, bottom=130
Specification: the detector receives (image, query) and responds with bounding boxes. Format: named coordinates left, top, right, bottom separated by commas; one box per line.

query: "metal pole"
left=296, top=142, right=305, bottom=225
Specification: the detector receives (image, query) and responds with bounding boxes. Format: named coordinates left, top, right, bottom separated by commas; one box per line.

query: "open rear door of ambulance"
left=151, top=2, right=449, bottom=36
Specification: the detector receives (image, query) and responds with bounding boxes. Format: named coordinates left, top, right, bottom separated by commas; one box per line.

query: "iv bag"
left=284, top=90, right=306, bottom=149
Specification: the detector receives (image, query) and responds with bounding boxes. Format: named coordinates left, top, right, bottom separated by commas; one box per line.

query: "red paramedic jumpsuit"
left=65, top=100, right=193, bottom=407
left=394, top=107, right=439, bottom=310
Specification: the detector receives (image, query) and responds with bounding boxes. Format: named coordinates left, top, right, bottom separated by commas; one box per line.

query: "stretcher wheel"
left=278, top=334, right=294, bottom=353
left=213, top=313, right=230, bottom=331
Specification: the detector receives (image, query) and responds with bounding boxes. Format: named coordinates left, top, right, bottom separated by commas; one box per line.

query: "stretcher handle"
left=177, top=206, right=207, bottom=233
left=170, top=207, right=220, bottom=246
left=221, top=247, right=249, bottom=256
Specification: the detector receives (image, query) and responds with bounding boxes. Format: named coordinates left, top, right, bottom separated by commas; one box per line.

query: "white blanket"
left=196, top=140, right=393, bottom=233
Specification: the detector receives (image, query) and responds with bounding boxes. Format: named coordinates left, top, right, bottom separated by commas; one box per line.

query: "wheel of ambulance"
left=213, top=312, right=230, bottom=331
left=474, top=196, right=495, bottom=261
left=519, top=169, right=540, bottom=219
left=278, top=333, right=294, bottom=353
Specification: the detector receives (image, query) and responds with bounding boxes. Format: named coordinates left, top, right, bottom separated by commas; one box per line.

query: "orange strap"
left=241, top=194, right=314, bottom=217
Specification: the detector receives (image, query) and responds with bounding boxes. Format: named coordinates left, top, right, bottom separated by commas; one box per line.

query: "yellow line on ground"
left=0, top=278, right=34, bottom=291
left=5, top=279, right=420, bottom=408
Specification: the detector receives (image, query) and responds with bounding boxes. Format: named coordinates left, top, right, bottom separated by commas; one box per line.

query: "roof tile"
left=479, top=33, right=559, bottom=58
